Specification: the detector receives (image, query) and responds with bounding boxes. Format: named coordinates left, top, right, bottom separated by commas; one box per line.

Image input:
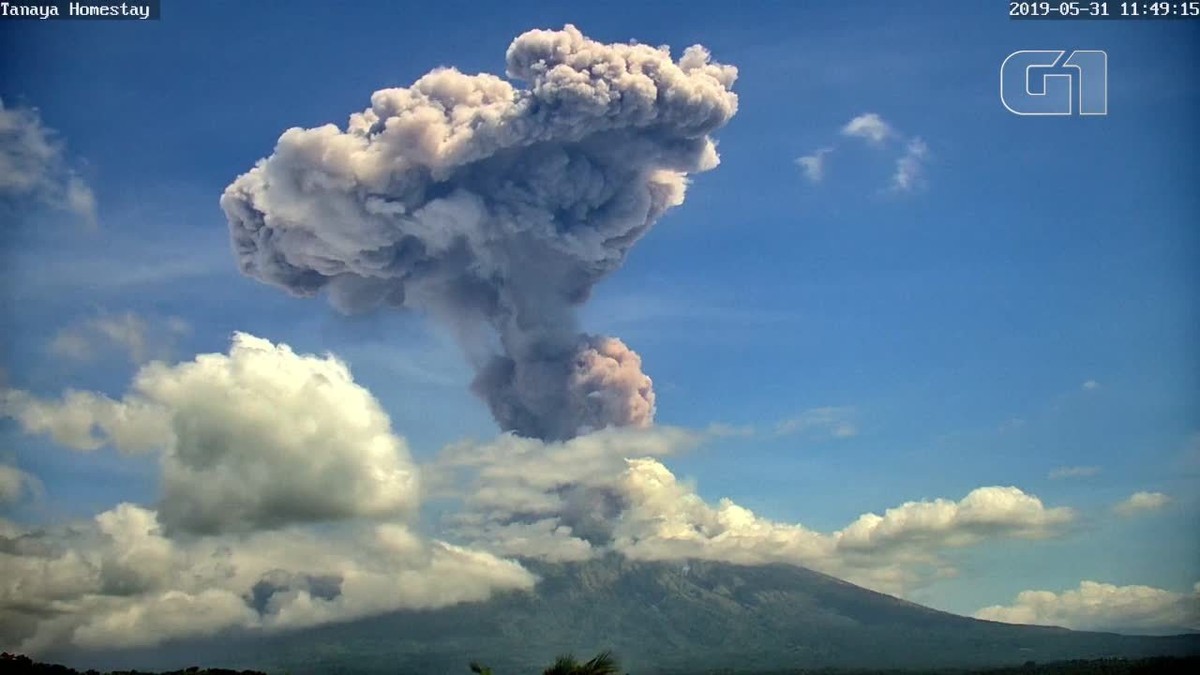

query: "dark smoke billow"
left=221, top=25, right=738, bottom=440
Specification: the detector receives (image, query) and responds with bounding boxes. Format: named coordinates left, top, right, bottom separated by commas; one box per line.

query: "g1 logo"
left=1000, top=50, right=1108, bottom=116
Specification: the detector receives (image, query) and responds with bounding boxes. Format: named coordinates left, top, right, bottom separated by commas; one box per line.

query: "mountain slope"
left=56, top=555, right=1200, bottom=674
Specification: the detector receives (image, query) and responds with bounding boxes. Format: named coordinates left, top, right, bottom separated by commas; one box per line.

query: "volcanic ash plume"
left=220, top=25, right=738, bottom=440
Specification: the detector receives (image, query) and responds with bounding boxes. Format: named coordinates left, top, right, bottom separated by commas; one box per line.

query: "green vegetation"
left=472, top=650, right=623, bottom=675
left=718, top=655, right=1200, bottom=674
left=6, top=651, right=1200, bottom=674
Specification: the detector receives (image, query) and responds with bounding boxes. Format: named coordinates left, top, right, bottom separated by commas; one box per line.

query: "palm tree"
left=541, top=655, right=582, bottom=675
left=542, top=651, right=620, bottom=675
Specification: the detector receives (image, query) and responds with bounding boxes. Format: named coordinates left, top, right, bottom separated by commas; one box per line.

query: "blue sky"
left=1, top=0, right=1197, bottom=641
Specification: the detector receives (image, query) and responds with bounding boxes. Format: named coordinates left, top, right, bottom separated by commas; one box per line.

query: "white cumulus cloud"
left=616, top=463, right=1073, bottom=593
left=0, top=503, right=535, bottom=654
left=0, top=334, right=539, bottom=653
left=975, top=581, right=1200, bottom=634
left=1113, top=491, right=1171, bottom=517
left=4, top=332, right=419, bottom=534
left=841, top=113, right=894, bottom=144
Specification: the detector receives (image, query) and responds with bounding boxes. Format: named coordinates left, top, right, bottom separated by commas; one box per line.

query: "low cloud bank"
left=438, top=429, right=1075, bottom=594
left=976, top=581, right=1200, bottom=635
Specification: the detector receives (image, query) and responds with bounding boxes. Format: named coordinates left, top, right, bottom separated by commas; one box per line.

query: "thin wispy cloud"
left=890, top=137, right=929, bottom=193
left=795, top=146, right=833, bottom=183
left=1082, top=379, right=1101, bottom=391
left=9, top=230, right=237, bottom=300
left=0, top=98, right=96, bottom=226
left=798, top=112, right=929, bottom=192
left=49, top=311, right=189, bottom=366
left=997, top=417, right=1027, bottom=432
left=774, top=406, right=858, bottom=439
left=704, top=422, right=757, bottom=438
left=1048, top=465, right=1101, bottom=480
left=1179, top=432, right=1200, bottom=471
left=335, top=340, right=471, bottom=389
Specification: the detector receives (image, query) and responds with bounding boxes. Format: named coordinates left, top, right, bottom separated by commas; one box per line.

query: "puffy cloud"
left=1048, top=465, right=1101, bottom=480
left=614, top=463, right=1073, bottom=592
left=1082, top=379, right=1101, bottom=391
left=439, top=430, right=1075, bottom=595
left=1113, top=491, right=1171, bottom=517
left=611, top=458, right=835, bottom=568
left=890, top=137, right=928, bottom=193
left=975, top=581, right=1200, bottom=634
left=0, top=464, right=36, bottom=506
left=834, top=486, right=1074, bottom=552
left=49, top=312, right=189, bottom=366
left=795, top=147, right=833, bottom=183
left=841, top=113, right=893, bottom=144
left=1, top=388, right=170, bottom=453
left=1, top=504, right=535, bottom=653
left=773, top=406, right=857, bottom=439
left=1, top=336, right=535, bottom=653
left=220, top=25, right=738, bottom=442
left=0, top=98, right=96, bottom=225
left=4, top=333, right=419, bottom=534
left=436, top=425, right=701, bottom=562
